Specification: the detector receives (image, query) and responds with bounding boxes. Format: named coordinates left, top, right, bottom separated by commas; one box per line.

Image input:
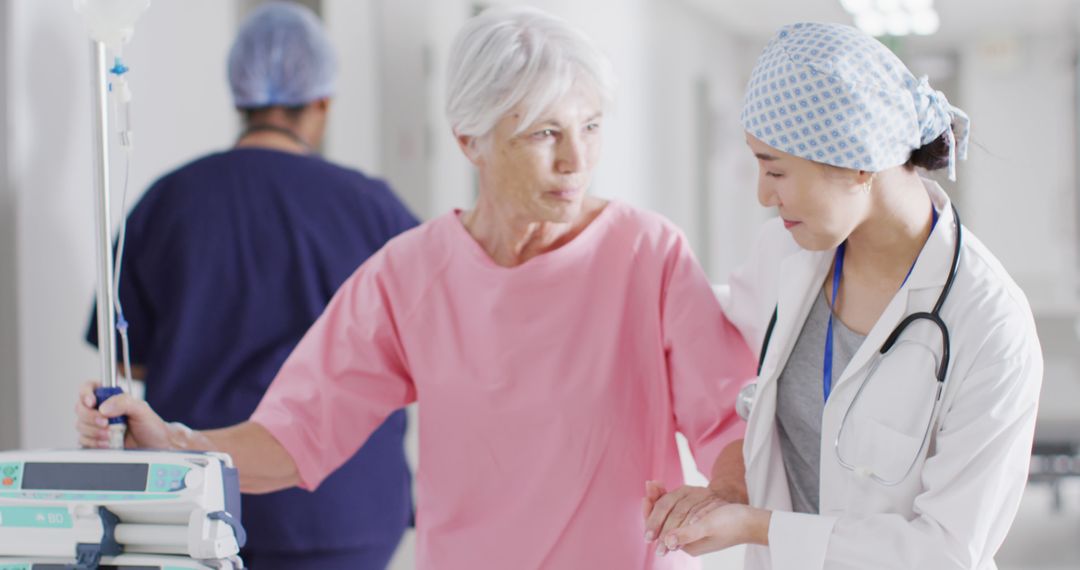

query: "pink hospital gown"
left=251, top=201, right=755, bottom=569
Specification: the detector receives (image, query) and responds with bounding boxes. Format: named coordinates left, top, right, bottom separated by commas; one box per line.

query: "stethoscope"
left=736, top=206, right=962, bottom=486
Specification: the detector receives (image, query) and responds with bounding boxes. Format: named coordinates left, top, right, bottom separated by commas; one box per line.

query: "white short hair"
left=445, top=5, right=616, bottom=138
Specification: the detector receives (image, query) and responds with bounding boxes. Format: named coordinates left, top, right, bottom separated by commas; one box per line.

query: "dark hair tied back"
left=905, top=125, right=953, bottom=172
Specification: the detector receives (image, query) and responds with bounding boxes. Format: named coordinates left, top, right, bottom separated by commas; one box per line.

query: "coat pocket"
left=855, top=417, right=925, bottom=484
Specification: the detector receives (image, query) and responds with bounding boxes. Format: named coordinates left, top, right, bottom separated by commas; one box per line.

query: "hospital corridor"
left=1, top=0, right=1079, bottom=569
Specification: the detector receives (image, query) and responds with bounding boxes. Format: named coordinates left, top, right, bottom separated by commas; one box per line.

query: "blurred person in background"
left=84, top=3, right=417, bottom=568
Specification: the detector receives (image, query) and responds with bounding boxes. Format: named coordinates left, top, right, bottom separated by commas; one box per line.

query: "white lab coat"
left=716, top=180, right=1043, bottom=570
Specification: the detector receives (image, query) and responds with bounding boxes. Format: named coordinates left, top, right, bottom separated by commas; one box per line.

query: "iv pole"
left=77, top=0, right=150, bottom=448
left=90, top=38, right=118, bottom=399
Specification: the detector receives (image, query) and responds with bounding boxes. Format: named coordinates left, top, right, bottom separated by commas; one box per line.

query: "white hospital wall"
left=8, top=0, right=101, bottom=450
left=5, top=0, right=237, bottom=450
left=0, top=1, right=19, bottom=451
left=321, top=0, right=384, bottom=180
left=370, top=0, right=434, bottom=217
left=644, top=0, right=766, bottom=282
left=956, top=32, right=1080, bottom=427
left=959, top=32, right=1079, bottom=315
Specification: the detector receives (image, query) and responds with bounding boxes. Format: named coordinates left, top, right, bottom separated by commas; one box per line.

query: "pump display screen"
left=21, top=462, right=148, bottom=491
left=36, top=566, right=160, bottom=570
left=35, top=566, right=160, bottom=569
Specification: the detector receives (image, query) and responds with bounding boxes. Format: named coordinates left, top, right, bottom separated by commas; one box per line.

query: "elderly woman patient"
left=77, top=6, right=754, bottom=568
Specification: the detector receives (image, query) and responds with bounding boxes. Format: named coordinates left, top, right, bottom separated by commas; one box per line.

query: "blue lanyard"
left=823, top=208, right=939, bottom=402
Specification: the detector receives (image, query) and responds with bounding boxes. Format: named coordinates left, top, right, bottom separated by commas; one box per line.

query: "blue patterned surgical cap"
left=228, top=2, right=337, bottom=109
left=741, top=22, right=970, bottom=180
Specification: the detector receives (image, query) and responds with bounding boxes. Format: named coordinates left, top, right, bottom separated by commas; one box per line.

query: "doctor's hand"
left=659, top=503, right=772, bottom=556
left=644, top=482, right=733, bottom=550
left=75, top=380, right=179, bottom=450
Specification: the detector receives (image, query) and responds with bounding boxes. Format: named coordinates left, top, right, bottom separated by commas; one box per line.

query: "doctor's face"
left=747, top=134, right=870, bottom=251
left=461, top=83, right=604, bottom=224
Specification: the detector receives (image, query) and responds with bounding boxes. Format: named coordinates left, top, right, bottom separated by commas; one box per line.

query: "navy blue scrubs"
left=87, top=148, right=417, bottom=568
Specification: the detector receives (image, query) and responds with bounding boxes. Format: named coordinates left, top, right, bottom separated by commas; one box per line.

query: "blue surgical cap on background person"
left=228, top=1, right=337, bottom=109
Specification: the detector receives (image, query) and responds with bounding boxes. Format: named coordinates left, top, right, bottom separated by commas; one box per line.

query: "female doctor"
left=644, top=22, right=1043, bottom=569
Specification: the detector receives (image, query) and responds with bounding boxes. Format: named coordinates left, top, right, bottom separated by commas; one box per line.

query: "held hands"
left=643, top=480, right=771, bottom=557
left=75, top=380, right=189, bottom=450
left=643, top=481, right=725, bottom=544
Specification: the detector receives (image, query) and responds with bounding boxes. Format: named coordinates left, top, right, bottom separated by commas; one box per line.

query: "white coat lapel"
left=745, top=247, right=831, bottom=467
